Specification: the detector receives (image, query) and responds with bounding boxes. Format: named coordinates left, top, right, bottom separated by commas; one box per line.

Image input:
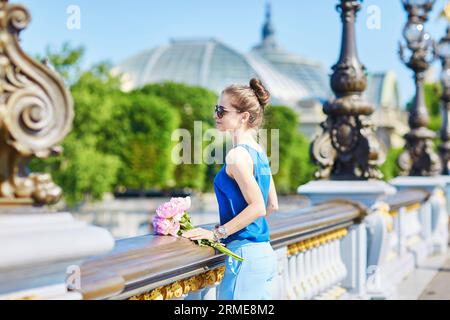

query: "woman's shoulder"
left=226, top=147, right=253, bottom=167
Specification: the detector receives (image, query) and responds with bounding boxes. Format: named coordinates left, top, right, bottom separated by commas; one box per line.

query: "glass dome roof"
left=114, top=38, right=310, bottom=106
left=251, top=45, right=331, bottom=100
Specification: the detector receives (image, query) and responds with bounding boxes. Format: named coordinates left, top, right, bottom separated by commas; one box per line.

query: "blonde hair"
left=223, top=78, right=270, bottom=129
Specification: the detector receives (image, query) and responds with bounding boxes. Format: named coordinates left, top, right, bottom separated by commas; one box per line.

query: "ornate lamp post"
left=310, top=0, right=384, bottom=180
left=438, top=26, right=450, bottom=174
left=300, top=2, right=396, bottom=282
left=398, top=0, right=441, bottom=176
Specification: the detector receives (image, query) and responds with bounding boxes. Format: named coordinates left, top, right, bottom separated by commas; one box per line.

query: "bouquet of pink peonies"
left=152, top=197, right=243, bottom=262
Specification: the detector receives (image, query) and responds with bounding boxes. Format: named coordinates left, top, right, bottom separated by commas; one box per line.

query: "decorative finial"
left=261, top=1, right=276, bottom=48
left=266, top=1, right=271, bottom=20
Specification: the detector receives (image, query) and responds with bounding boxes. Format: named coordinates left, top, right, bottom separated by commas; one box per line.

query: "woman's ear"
left=242, top=111, right=251, bottom=124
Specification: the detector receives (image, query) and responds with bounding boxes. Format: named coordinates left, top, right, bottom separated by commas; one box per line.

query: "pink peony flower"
left=168, top=197, right=191, bottom=221
left=152, top=196, right=243, bottom=262
left=153, top=216, right=180, bottom=236
left=156, top=201, right=183, bottom=219
left=168, top=220, right=180, bottom=236
left=170, top=196, right=191, bottom=211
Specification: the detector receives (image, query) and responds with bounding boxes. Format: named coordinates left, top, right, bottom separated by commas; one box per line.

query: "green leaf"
left=211, top=242, right=244, bottom=262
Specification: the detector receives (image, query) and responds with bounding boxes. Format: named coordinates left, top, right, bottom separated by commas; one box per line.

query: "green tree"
left=31, top=134, right=122, bottom=205
left=111, top=92, right=180, bottom=189
left=264, top=106, right=315, bottom=194
left=289, top=132, right=316, bottom=191
left=30, top=44, right=124, bottom=206
left=71, top=64, right=122, bottom=138
left=37, top=42, right=85, bottom=85
left=139, top=82, right=217, bottom=191
left=424, top=82, right=442, bottom=132
left=380, top=147, right=403, bottom=182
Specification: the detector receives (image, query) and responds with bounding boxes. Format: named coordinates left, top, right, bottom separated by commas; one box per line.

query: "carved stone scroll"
left=0, top=0, right=74, bottom=205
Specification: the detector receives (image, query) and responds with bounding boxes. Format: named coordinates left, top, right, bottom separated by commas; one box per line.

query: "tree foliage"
left=109, top=92, right=180, bottom=189
left=424, top=82, right=442, bottom=132
left=139, top=82, right=217, bottom=191
left=30, top=46, right=124, bottom=206
left=264, top=106, right=315, bottom=194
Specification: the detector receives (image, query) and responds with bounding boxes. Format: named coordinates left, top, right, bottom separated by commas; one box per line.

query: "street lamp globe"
left=403, top=22, right=424, bottom=43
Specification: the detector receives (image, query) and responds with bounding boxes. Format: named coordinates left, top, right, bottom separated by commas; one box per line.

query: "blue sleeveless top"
left=213, top=144, right=272, bottom=245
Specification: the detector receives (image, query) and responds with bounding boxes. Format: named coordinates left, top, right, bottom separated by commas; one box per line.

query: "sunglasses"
left=215, top=105, right=239, bottom=119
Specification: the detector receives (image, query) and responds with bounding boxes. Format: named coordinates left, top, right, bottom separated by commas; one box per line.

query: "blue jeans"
left=217, top=240, right=277, bottom=300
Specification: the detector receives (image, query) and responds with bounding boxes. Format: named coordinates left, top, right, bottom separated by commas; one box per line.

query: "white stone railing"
left=2, top=182, right=447, bottom=300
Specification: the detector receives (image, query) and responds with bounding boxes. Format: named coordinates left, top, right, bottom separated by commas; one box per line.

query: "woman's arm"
left=266, top=175, right=279, bottom=217
left=182, top=147, right=266, bottom=241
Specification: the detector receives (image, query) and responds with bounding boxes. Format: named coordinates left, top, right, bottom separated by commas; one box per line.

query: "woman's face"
left=215, top=93, right=244, bottom=132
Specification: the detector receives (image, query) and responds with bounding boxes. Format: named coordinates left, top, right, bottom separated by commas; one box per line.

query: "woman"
left=182, top=78, right=279, bottom=300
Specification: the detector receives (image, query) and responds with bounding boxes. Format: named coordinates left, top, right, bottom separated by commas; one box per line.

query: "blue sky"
left=20, top=0, right=450, bottom=107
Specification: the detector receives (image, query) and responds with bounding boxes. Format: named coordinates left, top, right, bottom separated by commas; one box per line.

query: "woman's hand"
left=182, top=228, right=215, bottom=242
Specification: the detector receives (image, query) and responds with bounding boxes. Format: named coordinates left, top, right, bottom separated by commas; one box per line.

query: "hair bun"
left=249, top=78, right=270, bottom=109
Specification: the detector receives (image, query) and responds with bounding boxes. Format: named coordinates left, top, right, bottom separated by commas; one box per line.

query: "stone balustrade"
left=76, top=185, right=449, bottom=301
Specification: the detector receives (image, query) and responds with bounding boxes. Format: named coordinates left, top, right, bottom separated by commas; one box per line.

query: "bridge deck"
left=419, top=235, right=450, bottom=300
